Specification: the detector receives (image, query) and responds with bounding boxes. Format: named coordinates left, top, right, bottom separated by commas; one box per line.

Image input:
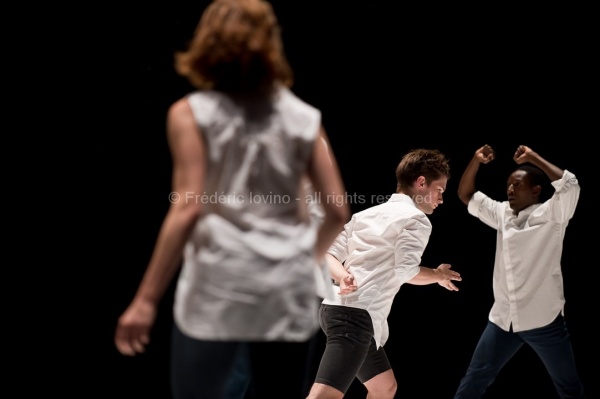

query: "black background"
left=92, top=1, right=596, bottom=398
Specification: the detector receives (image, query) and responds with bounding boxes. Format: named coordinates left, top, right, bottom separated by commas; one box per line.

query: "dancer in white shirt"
left=454, top=144, right=586, bottom=399
left=307, top=148, right=462, bottom=399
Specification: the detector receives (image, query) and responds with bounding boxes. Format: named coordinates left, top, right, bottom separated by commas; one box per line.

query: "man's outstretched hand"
left=436, top=263, right=462, bottom=291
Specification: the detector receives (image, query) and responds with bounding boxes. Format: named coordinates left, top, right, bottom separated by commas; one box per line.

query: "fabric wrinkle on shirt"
left=173, top=87, right=324, bottom=342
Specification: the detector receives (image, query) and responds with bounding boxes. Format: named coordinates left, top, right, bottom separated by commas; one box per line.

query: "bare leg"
left=306, top=382, right=344, bottom=399
left=363, top=369, right=397, bottom=399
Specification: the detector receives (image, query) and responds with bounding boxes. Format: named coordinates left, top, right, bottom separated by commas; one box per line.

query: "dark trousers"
left=454, top=314, right=585, bottom=399
left=221, top=333, right=322, bottom=399
left=314, top=304, right=391, bottom=394
left=170, top=323, right=311, bottom=399
left=222, top=343, right=253, bottom=399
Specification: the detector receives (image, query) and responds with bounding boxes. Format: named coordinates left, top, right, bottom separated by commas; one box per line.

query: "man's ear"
left=416, top=176, right=426, bottom=189
left=532, top=184, right=542, bottom=197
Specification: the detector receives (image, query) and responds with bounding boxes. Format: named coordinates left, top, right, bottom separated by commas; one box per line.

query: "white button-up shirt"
left=323, top=193, right=429, bottom=348
left=468, top=170, right=580, bottom=332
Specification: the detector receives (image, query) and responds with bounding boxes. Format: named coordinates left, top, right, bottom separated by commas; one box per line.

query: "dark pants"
left=170, top=323, right=312, bottom=399
left=222, top=343, right=253, bottom=399
left=454, top=314, right=586, bottom=399
left=220, top=332, right=322, bottom=399
left=314, top=304, right=392, bottom=394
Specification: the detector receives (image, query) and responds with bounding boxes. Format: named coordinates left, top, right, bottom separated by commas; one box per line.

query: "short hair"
left=396, top=149, right=450, bottom=191
left=514, top=165, right=545, bottom=188
left=174, top=0, right=293, bottom=94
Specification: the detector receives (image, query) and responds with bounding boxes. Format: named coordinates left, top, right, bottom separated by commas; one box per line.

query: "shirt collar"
left=506, top=202, right=541, bottom=228
left=388, top=193, right=416, bottom=207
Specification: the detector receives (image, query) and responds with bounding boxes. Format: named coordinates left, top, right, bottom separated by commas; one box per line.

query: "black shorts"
left=314, top=304, right=392, bottom=394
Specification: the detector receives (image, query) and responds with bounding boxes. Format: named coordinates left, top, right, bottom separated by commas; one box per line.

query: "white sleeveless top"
left=173, top=86, right=322, bottom=341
